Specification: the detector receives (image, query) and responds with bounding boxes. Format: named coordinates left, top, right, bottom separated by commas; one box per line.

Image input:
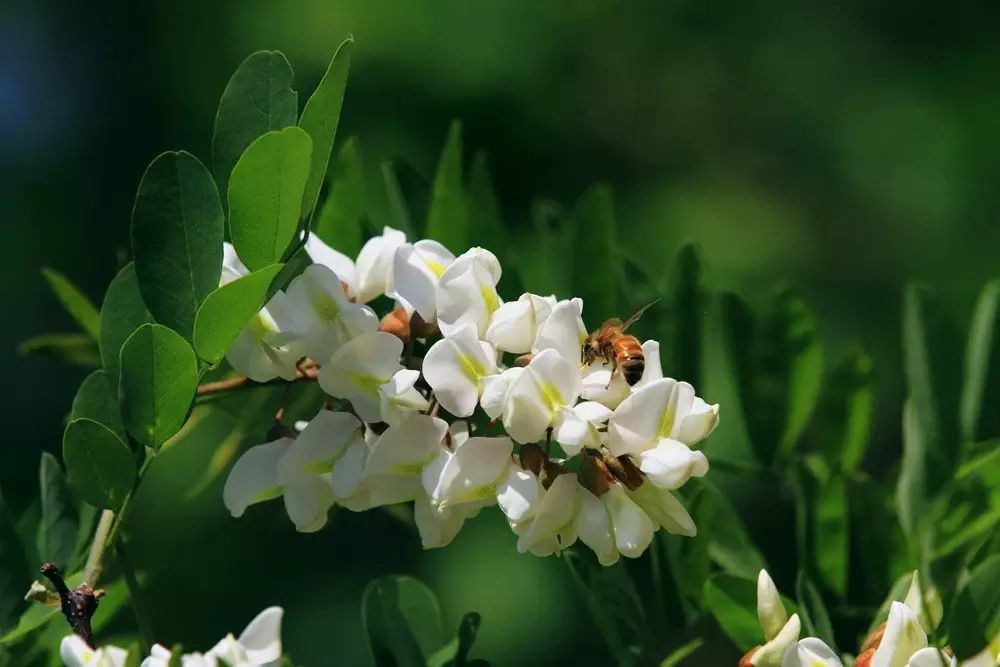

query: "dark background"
left=2, top=1, right=999, bottom=664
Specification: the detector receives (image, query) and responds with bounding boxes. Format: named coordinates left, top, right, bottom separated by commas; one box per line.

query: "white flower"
left=781, top=638, right=842, bottom=667
left=413, top=490, right=482, bottom=549
left=318, top=331, right=404, bottom=422
left=532, top=298, right=588, bottom=363
left=580, top=340, right=663, bottom=410
left=355, top=226, right=406, bottom=303
left=485, top=293, right=556, bottom=354
left=481, top=367, right=524, bottom=420
left=391, top=240, right=455, bottom=321
left=903, top=571, right=943, bottom=633
left=61, top=636, right=128, bottom=667
left=870, top=602, right=928, bottom=667
left=750, top=613, right=802, bottom=666
left=142, top=645, right=216, bottom=667
left=758, top=570, right=789, bottom=642
left=576, top=483, right=655, bottom=565
left=553, top=401, right=612, bottom=457
left=222, top=242, right=250, bottom=285
left=205, top=606, right=284, bottom=667
left=502, top=349, right=582, bottom=444
left=425, top=435, right=513, bottom=509
left=495, top=462, right=544, bottom=526
left=436, top=247, right=503, bottom=337
left=226, top=291, right=306, bottom=383
left=905, top=648, right=956, bottom=667
left=359, top=414, right=449, bottom=508
left=501, top=471, right=580, bottom=557
left=606, top=377, right=719, bottom=456
left=626, top=482, right=696, bottom=536
left=285, top=264, right=378, bottom=363
left=305, top=233, right=358, bottom=298
left=423, top=323, right=499, bottom=417
left=636, top=439, right=709, bottom=490
left=379, top=369, right=430, bottom=426
left=223, top=438, right=287, bottom=519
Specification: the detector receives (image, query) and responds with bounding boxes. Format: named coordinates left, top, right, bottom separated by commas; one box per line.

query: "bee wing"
left=621, top=299, right=660, bottom=331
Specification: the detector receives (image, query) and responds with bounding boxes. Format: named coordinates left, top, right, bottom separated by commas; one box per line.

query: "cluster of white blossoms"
left=222, top=227, right=719, bottom=562
left=745, top=570, right=962, bottom=667
left=60, top=607, right=282, bottom=667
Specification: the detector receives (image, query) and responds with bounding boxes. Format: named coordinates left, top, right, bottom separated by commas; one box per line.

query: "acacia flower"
left=606, top=377, right=719, bottom=457
left=580, top=339, right=662, bottom=409
left=144, top=606, right=285, bottom=667
left=427, top=435, right=514, bottom=509
left=866, top=602, right=930, bottom=667
left=484, top=293, right=556, bottom=353
left=532, top=298, right=588, bottom=363
left=392, top=239, right=455, bottom=321
left=305, top=233, right=358, bottom=299
left=358, top=413, right=449, bottom=508
left=423, top=323, right=499, bottom=417
left=61, top=636, right=128, bottom=667
left=480, top=367, right=524, bottom=420
left=553, top=401, right=613, bottom=457
left=497, top=470, right=580, bottom=557
left=781, top=639, right=843, bottom=667
left=502, top=349, right=582, bottom=444
left=225, top=290, right=306, bottom=383
left=318, top=331, right=405, bottom=422
left=436, top=247, right=503, bottom=337
left=379, top=369, right=430, bottom=426
left=355, top=225, right=406, bottom=303
left=576, top=482, right=656, bottom=566
left=285, top=264, right=378, bottom=363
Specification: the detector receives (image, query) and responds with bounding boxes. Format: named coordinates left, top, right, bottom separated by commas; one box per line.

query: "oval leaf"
left=193, top=264, right=284, bottom=364
left=118, top=324, right=198, bottom=448
left=63, top=418, right=135, bottom=510
left=132, top=151, right=224, bottom=339
left=99, top=263, right=154, bottom=387
left=36, top=453, right=79, bottom=571
left=228, top=127, right=313, bottom=270
left=71, top=369, right=126, bottom=440
left=362, top=575, right=445, bottom=667
left=212, top=50, right=298, bottom=198
left=298, top=36, right=353, bottom=221
left=948, top=554, right=1000, bottom=659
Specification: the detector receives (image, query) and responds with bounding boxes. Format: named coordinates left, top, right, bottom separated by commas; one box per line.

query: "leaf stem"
left=195, top=361, right=320, bottom=397
left=116, top=539, right=155, bottom=655
left=82, top=510, right=115, bottom=586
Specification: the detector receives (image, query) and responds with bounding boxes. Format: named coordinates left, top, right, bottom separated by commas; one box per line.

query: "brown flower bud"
left=540, top=460, right=566, bottom=489
left=514, top=353, right=534, bottom=367
left=860, top=622, right=885, bottom=654
left=738, top=646, right=761, bottom=667
left=519, top=444, right=545, bottom=475
left=601, top=450, right=644, bottom=490
left=855, top=648, right=875, bottom=667
left=579, top=454, right=612, bottom=496
left=410, top=312, right=439, bottom=338
left=380, top=307, right=411, bottom=341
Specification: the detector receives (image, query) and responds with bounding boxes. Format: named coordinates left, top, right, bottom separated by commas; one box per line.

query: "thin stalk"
left=82, top=510, right=115, bottom=586
left=116, top=540, right=155, bottom=654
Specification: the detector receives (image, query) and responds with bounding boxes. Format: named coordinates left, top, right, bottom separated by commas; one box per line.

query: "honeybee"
left=581, top=301, right=659, bottom=386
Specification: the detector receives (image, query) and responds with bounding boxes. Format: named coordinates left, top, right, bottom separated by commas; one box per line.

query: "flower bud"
left=601, top=450, right=643, bottom=490
left=514, top=353, right=533, bottom=367
left=410, top=311, right=440, bottom=338
left=380, top=307, right=411, bottom=341
left=579, top=453, right=612, bottom=497
left=738, top=646, right=761, bottom=667
left=540, top=460, right=566, bottom=489
left=757, top=569, right=788, bottom=641
left=519, top=443, right=545, bottom=475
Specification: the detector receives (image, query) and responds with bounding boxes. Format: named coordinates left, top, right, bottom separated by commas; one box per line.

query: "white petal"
left=413, top=493, right=470, bottom=549
left=60, top=636, right=93, bottom=667
left=751, top=614, right=801, bottom=666
left=905, top=648, right=956, bottom=667
left=634, top=340, right=663, bottom=387
left=516, top=473, right=580, bottom=554
left=638, top=439, right=709, bottom=490
left=436, top=247, right=502, bottom=338
left=305, top=234, right=357, bottom=297
left=222, top=242, right=250, bottom=285
left=226, top=291, right=306, bottom=383
left=603, top=484, right=655, bottom=558
left=758, top=569, right=788, bottom=641
left=627, top=483, right=696, bottom=536
left=330, top=436, right=368, bottom=500
left=286, top=264, right=378, bottom=362
left=224, top=440, right=288, bottom=518
left=532, top=298, right=587, bottom=363
left=237, top=606, right=284, bottom=665
left=435, top=436, right=513, bottom=508
left=576, top=488, right=618, bottom=566
left=496, top=463, right=543, bottom=524
left=423, top=323, right=497, bottom=417
left=485, top=296, right=535, bottom=353
left=781, top=638, right=842, bottom=667
left=277, top=410, right=362, bottom=483
left=580, top=365, right=631, bottom=410
left=356, top=226, right=406, bottom=303
left=392, top=240, right=454, bottom=321
left=676, top=397, right=720, bottom=446
left=283, top=476, right=335, bottom=532
left=380, top=369, right=430, bottom=426
left=319, top=332, right=404, bottom=422
left=871, top=602, right=928, bottom=667
left=607, top=378, right=676, bottom=455
left=364, top=414, right=448, bottom=477
left=481, top=368, right=523, bottom=420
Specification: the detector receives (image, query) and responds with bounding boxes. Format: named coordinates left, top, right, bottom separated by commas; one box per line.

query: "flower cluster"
left=223, top=227, right=719, bottom=562
left=60, top=607, right=283, bottom=667
left=743, top=570, right=961, bottom=667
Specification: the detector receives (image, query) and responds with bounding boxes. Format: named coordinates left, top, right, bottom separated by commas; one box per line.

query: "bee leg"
left=605, top=360, right=619, bottom=389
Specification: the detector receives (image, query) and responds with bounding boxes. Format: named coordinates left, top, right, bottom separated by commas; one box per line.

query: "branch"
left=40, top=563, right=103, bottom=648
left=196, top=362, right=320, bottom=396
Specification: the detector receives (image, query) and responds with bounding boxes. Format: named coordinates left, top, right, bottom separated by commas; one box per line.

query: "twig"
left=83, top=510, right=115, bottom=587
left=196, top=362, right=320, bottom=396
left=41, top=563, right=103, bottom=648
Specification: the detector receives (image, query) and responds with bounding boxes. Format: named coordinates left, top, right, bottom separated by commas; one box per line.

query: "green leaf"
left=516, top=200, right=573, bottom=299
left=948, top=554, right=1000, bottom=659
left=132, top=151, right=225, bottom=339
left=424, top=121, right=467, bottom=252
left=426, top=613, right=484, bottom=667
left=381, top=159, right=427, bottom=237
left=362, top=575, right=445, bottom=667
left=899, top=284, right=963, bottom=538
left=99, top=263, right=154, bottom=387
left=0, top=490, right=28, bottom=633
left=228, top=127, right=313, bottom=271
left=62, top=418, right=135, bottom=510
left=811, top=353, right=875, bottom=472
left=695, top=481, right=767, bottom=580
left=212, top=50, right=298, bottom=198
left=17, top=333, right=100, bottom=368
left=467, top=151, right=504, bottom=257
left=702, top=574, right=761, bottom=652
left=866, top=572, right=914, bottom=633
left=193, top=264, right=284, bottom=364
left=70, top=370, right=126, bottom=440
left=658, top=638, right=704, bottom=667
left=669, top=244, right=705, bottom=388
left=36, top=453, right=80, bottom=571
left=961, top=279, right=1000, bottom=444
left=795, top=572, right=836, bottom=650
left=813, top=474, right=849, bottom=598
left=298, top=36, right=353, bottom=222
left=118, top=324, right=198, bottom=448
left=41, top=268, right=100, bottom=339
left=563, top=546, right=649, bottom=667
left=572, top=183, right=618, bottom=323
left=312, top=137, right=365, bottom=256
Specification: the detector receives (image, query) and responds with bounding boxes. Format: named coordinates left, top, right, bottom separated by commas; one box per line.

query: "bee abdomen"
left=622, top=356, right=645, bottom=385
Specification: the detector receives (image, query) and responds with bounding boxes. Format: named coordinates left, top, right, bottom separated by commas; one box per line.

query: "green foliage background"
left=2, top=1, right=998, bottom=665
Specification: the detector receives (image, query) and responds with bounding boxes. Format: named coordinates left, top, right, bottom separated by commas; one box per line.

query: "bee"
left=581, top=301, right=659, bottom=386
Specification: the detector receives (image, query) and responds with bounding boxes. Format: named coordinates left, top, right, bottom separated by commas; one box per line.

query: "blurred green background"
left=3, top=1, right=999, bottom=664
